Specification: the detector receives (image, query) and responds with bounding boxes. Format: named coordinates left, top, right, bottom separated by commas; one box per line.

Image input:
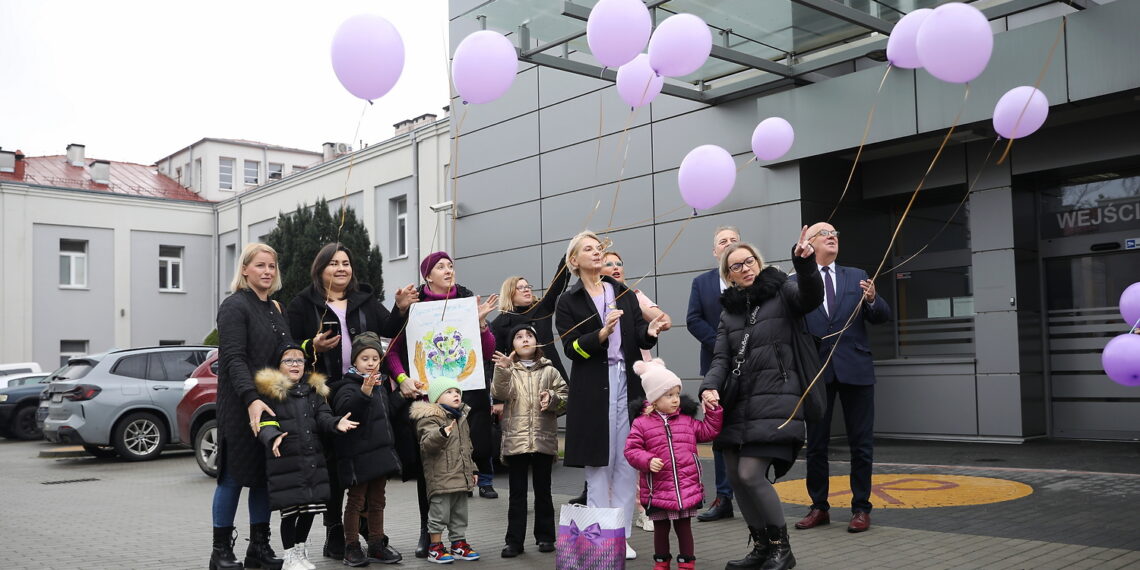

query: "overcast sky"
left=0, top=0, right=451, bottom=164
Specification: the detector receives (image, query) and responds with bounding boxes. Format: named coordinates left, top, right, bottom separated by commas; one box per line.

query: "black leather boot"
left=414, top=525, right=429, bottom=559
left=244, top=522, right=283, bottom=570
left=724, top=525, right=768, bottom=569
left=209, top=526, right=242, bottom=570
left=568, top=482, right=587, bottom=505
left=323, top=523, right=345, bottom=560
left=759, top=525, right=795, bottom=570
left=698, top=494, right=735, bottom=521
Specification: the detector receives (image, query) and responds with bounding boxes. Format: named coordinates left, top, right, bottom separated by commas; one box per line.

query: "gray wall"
left=374, top=177, right=418, bottom=304
left=129, top=231, right=214, bottom=346
left=33, top=224, right=115, bottom=367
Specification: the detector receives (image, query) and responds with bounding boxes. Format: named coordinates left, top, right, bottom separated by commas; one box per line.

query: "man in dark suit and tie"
left=686, top=225, right=739, bottom=522
left=794, top=221, right=892, bottom=534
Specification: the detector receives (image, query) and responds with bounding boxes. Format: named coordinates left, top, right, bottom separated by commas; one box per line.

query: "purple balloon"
left=330, top=14, right=405, bottom=101
left=992, top=86, right=1049, bottom=139
left=916, top=2, right=993, bottom=84
left=616, top=54, right=664, bottom=108
left=678, top=145, right=736, bottom=210
left=452, top=31, right=518, bottom=105
left=587, top=0, right=651, bottom=69
left=648, top=13, right=712, bottom=78
left=1121, top=282, right=1140, bottom=328
left=887, top=9, right=933, bottom=69
left=751, top=117, right=795, bottom=161
left=1102, top=333, right=1140, bottom=387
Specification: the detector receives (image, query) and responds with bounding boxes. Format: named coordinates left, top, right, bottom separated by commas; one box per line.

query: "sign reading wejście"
left=1043, top=198, right=1140, bottom=238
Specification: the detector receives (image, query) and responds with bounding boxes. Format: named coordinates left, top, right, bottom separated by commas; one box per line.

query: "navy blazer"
left=793, top=264, right=892, bottom=386
left=686, top=268, right=723, bottom=376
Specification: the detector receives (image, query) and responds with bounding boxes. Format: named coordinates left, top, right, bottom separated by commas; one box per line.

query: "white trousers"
left=584, top=364, right=636, bottom=538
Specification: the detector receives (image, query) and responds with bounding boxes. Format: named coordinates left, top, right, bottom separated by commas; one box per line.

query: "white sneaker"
left=626, top=543, right=637, bottom=560
left=281, top=547, right=304, bottom=570
left=295, top=542, right=316, bottom=570
left=637, top=511, right=654, bottom=532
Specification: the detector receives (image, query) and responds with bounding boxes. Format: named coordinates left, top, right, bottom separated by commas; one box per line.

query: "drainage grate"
left=41, top=478, right=100, bottom=485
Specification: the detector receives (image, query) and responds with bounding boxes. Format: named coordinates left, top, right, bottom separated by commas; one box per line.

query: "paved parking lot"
left=3, top=437, right=1140, bottom=569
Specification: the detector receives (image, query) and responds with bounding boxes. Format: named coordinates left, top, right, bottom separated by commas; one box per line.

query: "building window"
left=268, top=163, right=284, bottom=180
left=224, top=243, right=236, bottom=286
left=244, top=160, right=259, bottom=185
left=60, top=340, right=88, bottom=367
left=59, top=239, right=87, bottom=288
left=194, top=159, right=202, bottom=189
left=158, top=340, right=185, bottom=346
left=219, top=158, right=234, bottom=190
left=159, top=245, right=183, bottom=292
left=392, top=196, right=408, bottom=258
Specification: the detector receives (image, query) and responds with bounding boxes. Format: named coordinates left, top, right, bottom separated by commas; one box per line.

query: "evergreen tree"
left=265, top=197, right=384, bottom=305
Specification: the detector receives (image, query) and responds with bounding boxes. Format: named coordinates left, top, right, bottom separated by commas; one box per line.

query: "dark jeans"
left=504, top=453, right=555, bottom=546
left=713, top=448, right=734, bottom=499
left=324, top=457, right=344, bottom=527
left=212, top=472, right=270, bottom=527
left=805, top=381, right=875, bottom=513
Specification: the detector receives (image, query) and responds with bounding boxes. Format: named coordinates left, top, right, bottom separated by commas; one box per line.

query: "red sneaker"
left=426, top=542, right=453, bottom=564
left=449, top=540, right=480, bottom=561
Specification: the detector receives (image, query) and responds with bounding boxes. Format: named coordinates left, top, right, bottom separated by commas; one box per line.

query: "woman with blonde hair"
left=555, top=230, right=668, bottom=560
left=211, top=243, right=291, bottom=570
left=490, top=256, right=570, bottom=381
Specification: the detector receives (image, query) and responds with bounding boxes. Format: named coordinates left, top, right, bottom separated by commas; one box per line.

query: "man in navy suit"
left=687, top=225, right=739, bottom=522
left=794, top=221, right=892, bottom=534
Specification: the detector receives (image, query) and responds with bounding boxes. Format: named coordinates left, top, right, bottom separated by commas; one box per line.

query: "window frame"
left=158, top=245, right=184, bottom=292
left=59, top=340, right=89, bottom=367
left=219, top=157, right=234, bottom=190
left=244, top=160, right=259, bottom=185
left=394, top=197, right=408, bottom=259
left=59, top=239, right=88, bottom=289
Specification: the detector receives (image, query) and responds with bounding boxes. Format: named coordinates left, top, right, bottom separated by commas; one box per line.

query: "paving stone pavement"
left=3, top=437, right=1139, bottom=569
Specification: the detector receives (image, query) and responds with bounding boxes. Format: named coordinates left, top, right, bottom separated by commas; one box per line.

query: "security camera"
left=429, top=201, right=454, bottom=213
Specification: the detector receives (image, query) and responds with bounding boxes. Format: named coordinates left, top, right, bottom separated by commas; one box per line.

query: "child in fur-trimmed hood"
left=255, top=343, right=358, bottom=570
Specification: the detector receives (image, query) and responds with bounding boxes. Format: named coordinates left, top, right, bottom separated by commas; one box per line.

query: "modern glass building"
left=446, top=0, right=1140, bottom=442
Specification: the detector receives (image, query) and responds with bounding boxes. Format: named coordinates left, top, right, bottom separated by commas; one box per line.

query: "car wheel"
left=112, top=412, right=167, bottom=461
left=194, top=419, right=219, bottom=478
left=10, top=406, right=44, bottom=440
left=83, top=444, right=118, bottom=458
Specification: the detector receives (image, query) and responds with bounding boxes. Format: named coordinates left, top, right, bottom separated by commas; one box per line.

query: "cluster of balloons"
left=588, top=0, right=712, bottom=108
left=886, top=3, right=1050, bottom=140
left=1102, top=283, right=1140, bottom=387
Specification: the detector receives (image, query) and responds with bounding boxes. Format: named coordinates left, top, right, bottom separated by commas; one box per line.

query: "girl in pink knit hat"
left=624, top=358, right=723, bottom=570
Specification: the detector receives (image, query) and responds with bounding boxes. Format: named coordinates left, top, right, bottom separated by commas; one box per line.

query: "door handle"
left=152, top=385, right=170, bottom=391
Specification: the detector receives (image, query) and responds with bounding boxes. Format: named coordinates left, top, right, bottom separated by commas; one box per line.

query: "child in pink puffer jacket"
left=624, top=358, right=723, bottom=570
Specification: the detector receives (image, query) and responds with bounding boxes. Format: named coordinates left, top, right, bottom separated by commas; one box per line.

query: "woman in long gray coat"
left=210, top=243, right=293, bottom=570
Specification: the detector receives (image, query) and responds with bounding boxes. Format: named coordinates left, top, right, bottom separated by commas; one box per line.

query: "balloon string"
left=605, top=105, right=641, bottom=231
left=310, top=100, right=371, bottom=370
left=780, top=83, right=970, bottom=430
left=448, top=105, right=471, bottom=256
left=738, top=155, right=757, bottom=172
left=828, top=63, right=893, bottom=223
left=997, top=16, right=1065, bottom=165
left=884, top=136, right=1000, bottom=275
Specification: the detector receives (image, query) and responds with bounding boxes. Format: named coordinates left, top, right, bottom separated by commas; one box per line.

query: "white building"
left=154, top=138, right=323, bottom=202
left=0, top=113, right=451, bottom=370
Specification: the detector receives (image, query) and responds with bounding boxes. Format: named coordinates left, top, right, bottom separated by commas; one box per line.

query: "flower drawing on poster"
left=406, top=296, right=486, bottom=391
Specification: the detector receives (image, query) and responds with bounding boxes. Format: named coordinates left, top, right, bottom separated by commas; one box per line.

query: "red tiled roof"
left=0, top=154, right=209, bottom=202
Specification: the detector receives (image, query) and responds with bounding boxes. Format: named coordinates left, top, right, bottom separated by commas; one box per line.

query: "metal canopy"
left=458, top=0, right=1064, bottom=106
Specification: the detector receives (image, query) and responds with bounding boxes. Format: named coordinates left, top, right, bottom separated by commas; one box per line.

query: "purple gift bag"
left=555, top=504, right=626, bottom=569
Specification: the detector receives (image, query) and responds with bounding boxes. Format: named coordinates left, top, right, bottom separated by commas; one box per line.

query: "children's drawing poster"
left=406, top=297, right=486, bottom=392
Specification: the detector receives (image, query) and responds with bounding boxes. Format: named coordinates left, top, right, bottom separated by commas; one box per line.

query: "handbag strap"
left=731, top=305, right=761, bottom=377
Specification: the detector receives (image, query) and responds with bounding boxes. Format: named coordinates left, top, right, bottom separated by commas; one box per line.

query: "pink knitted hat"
left=635, top=358, right=682, bottom=404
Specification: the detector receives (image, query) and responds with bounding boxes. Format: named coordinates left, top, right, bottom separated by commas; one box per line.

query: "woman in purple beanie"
left=384, top=251, right=499, bottom=558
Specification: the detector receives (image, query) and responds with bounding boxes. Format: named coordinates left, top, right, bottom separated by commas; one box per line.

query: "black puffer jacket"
left=329, top=371, right=405, bottom=487
left=490, top=256, right=571, bottom=381
left=699, top=253, right=823, bottom=456
left=255, top=369, right=340, bottom=511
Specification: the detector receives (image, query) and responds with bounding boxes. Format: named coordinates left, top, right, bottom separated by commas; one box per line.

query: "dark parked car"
left=42, top=346, right=212, bottom=461
left=177, top=350, right=218, bottom=477
left=0, top=372, right=51, bottom=440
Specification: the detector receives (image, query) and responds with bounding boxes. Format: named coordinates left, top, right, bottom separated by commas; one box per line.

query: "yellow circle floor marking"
left=774, top=474, right=1034, bottom=509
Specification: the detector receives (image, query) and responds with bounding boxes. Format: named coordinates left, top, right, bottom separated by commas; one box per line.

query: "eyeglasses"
left=728, top=257, right=758, bottom=273
left=814, top=230, right=840, bottom=238
left=281, top=358, right=305, bottom=366
left=604, top=261, right=624, bottom=268
left=516, top=285, right=533, bottom=292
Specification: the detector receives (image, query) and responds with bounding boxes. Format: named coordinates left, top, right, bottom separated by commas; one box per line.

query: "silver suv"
left=42, top=346, right=211, bottom=461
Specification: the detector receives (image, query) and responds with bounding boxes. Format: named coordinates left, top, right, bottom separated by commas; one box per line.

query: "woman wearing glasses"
left=698, top=227, right=823, bottom=570
left=491, top=256, right=571, bottom=382
left=555, top=230, right=668, bottom=560
left=600, top=250, right=673, bottom=363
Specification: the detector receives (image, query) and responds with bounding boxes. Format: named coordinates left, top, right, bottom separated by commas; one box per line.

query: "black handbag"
left=721, top=306, right=761, bottom=412
left=790, top=316, right=827, bottom=423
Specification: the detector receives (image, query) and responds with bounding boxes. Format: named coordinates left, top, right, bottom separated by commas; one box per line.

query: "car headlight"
left=0, top=394, right=7, bottom=403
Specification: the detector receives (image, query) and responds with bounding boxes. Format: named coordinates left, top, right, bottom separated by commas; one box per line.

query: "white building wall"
left=156, top=140, right=321, bottom=201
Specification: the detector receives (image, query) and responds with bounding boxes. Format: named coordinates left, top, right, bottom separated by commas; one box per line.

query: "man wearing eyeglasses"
left=793, top=221, right=892, bottom=534
left=687, top=225, right=740, bottom=522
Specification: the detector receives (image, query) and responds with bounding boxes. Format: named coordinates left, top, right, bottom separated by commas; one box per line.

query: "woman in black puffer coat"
left=699, top=231, right=823, bottom=570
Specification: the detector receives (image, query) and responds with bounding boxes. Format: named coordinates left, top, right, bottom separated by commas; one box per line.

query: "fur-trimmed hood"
left=409, top=400, right=470, bottom=420
left=719, top=266, right=788, bottom=315
left=629, top=394, right=700, bottom=423
left=254, top=368, right=329, bottom=401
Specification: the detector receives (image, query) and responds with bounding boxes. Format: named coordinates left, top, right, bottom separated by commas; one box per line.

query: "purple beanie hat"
left=420, top=251, right=453, bottom=279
